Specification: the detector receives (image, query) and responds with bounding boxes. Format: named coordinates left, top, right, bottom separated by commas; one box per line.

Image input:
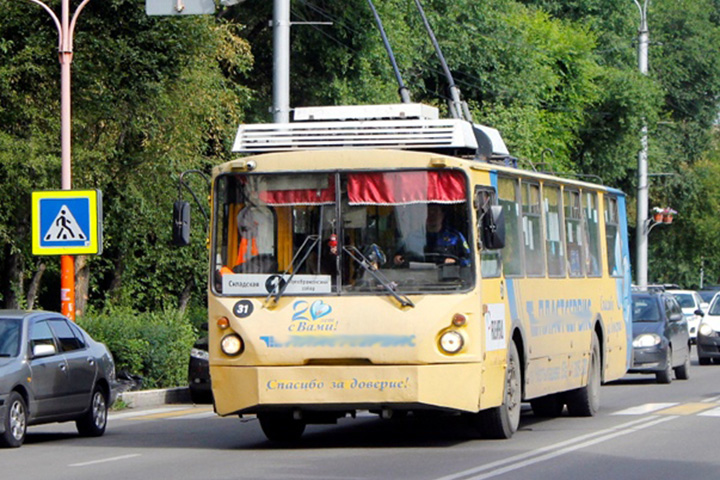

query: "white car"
left=698, top=295, right=720, bottom=365
left=667, top=289, right=707, bottom=343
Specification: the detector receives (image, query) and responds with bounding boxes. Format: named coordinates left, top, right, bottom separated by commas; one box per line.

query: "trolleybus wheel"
left=258, top=412, right=306, bottom=443
left=475, top=341, right=521, bottom=439
left=565, top=331, right=600, bottom=416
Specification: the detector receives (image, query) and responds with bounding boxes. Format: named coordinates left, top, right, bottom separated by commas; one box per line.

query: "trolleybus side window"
left=604, top=195, right=623, bottom=277
left=475, top=187, right=501, bottom=278
left=543, top=184, right=565, bottom=277
left=564, top=189, right=584, bottom=277
left=522, top=181, right=544, bottom=277
left=584, top=191, right=602, bottom=277
left=498, top=177, right=523, bottom=277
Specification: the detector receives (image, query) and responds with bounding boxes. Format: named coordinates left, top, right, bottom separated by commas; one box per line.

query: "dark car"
left=0, top=310, right=117, bottom=448
left=629, top=292, right=691, bottom=383
left=188, top=336, right=212, bottom=404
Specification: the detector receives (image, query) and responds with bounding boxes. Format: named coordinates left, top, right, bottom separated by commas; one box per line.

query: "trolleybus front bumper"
left=211, top=363, right=499, bottom=416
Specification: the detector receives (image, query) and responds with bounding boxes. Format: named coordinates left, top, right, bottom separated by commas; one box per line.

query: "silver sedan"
left=0, top=310, right=117, bottom=448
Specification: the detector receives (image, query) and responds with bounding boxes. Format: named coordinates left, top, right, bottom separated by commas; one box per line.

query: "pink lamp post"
left=28, top=0, right=91, bottom=320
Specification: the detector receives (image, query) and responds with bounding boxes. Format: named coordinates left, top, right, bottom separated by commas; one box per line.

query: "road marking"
left=698, top=406, right=720, bottom=417
left=168, top=411, right=218, bottom=420
left=611, top=402, right=677, bottom=415
left=69, top=454, right=141, bottom=467
left=129, top=407, right=214, bottom=420
left=702, top=394, right=720, bottom=403
left=110, top=406, right=191, bottom=420
left=435, top=416, right=677, bottom=480
left=655, top=403, right=717, bottom=415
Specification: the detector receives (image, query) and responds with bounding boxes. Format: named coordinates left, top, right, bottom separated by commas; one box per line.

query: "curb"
left=119, top=387, right=191, bottom=409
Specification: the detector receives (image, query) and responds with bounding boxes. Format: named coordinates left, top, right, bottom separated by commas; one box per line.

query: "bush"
left=78, top=306, right=198, bottom=389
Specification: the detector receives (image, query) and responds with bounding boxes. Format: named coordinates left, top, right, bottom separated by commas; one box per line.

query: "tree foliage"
left=2, top=0, right=720, bottom=314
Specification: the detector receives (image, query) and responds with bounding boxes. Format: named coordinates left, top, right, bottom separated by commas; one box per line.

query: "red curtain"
left=347, top=171, right=466, bottom=205
left=259, top=175, right=335, bottom=205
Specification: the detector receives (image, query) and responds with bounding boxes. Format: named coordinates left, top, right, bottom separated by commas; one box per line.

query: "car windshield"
left=672, top=293, right=695, bottom=309
left=0, top=318, right=21, bottom=357
left=709, top=296, right=720, bottom=315
left=632, top=296, right=661, bottom=322
left=212, top=170, right=474, bottom=297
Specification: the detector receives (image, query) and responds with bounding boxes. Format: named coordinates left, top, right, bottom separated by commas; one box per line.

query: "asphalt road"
left=4, top=348, right=720, bottom=480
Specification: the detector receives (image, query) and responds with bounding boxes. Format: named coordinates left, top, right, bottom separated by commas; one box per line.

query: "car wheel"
left=656, top=348, right=673, bottom=384
left=474, top=341, right=522, bottom=438
left=565, top=331, right=601, bottom=417
left=258, top=412, right=306, bottom=443
left=674, top=348, right=691, bottom=380
left=0, top=392, right=27, bottom=448
left=76, top=386, right=108, bottom=437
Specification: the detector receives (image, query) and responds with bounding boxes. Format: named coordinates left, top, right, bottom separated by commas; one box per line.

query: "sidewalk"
left=119, top=386, right=192, bottom=409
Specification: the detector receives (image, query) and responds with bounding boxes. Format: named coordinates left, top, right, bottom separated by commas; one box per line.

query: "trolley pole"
left=634, top=0, right=650, bottom=289
left=28, top=0, right=92, bottom=320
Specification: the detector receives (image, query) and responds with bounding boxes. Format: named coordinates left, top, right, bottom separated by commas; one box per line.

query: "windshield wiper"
left=344, top=246, right=414, bottom=308
left=266, top=235, right=321, bottom=304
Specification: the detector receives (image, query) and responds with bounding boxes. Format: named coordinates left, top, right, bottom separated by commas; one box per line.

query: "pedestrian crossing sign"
left=32, top=190, right=103, bottom=255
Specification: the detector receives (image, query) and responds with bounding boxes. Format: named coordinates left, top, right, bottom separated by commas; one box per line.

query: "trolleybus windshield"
left=212, top=169, right=474, bottom=296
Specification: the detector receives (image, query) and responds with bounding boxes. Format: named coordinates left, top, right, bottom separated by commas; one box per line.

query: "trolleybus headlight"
left=632, top=333, right=661, bottom=348
left=699, top=323, right=715, bottom=337
left=221, top=334, right=244, bottom=356
left=439, top=331, right=464, bottom=354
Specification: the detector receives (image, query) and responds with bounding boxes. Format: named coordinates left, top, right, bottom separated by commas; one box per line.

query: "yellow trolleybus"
left=192, top=103, right=632, bottom=441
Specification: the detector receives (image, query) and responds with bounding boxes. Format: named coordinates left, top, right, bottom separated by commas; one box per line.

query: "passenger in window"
left=393, top=204, right=470, bottom=267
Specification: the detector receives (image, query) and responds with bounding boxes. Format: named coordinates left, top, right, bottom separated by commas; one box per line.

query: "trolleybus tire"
left=475, top=341, right=521, bottom=439
left=565, top=331, right=600, bottom=417
left=258, top=412, right=306, bottom=443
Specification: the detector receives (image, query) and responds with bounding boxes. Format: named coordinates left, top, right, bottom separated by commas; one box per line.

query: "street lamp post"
left=28, top=0, right=91, bottom=320
left=634, top=0, right=650, bottom=289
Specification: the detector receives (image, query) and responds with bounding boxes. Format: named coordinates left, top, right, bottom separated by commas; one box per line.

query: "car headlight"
left=439, top=331, right=464, bottom=354
left=190, top=348, right=209, bottom=361
left=633, top=333, right=662, bottom=348
left=699, top=323, right=715, bottom=337
left=220, top=334, right=244, bottom=356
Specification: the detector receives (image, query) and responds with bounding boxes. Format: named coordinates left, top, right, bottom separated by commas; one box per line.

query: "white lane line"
left=698, top=406, right=720, bottom=417
left=701, top=394, right=720, bottom=403
left=611, top=402, right=678, bottom=415
left=435, top=416, right=677, bottom=480
left=69, top=454, right=142, bottom=467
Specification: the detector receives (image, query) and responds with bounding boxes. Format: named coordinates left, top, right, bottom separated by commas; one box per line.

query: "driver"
left=393, top=204, right=470, bottom=266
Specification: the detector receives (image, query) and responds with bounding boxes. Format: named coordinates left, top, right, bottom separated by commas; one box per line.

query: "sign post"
left=25, top=0, right=93, bottom=320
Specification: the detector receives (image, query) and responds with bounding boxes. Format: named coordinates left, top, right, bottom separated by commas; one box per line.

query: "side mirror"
left=172, top=200, right=191, bottom=246
left=669, top=312, right=684, bottom=323
left=33, top=343, right=57, bottom=358
left=480, top=205, right=505, bottom=250
left=695, top=308, right=705, bottom=317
